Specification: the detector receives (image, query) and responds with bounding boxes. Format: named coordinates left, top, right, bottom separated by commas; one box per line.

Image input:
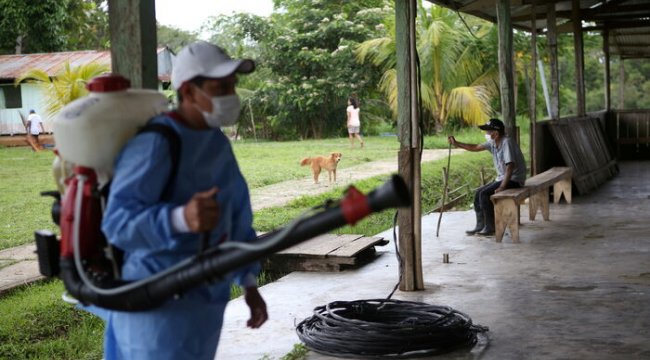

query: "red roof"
left=0, top=50, right=111, bottom=80
left=0, top=48, right=173, bottom=81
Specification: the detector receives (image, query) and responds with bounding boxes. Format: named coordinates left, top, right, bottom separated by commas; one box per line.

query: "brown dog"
left=300, top=152, right=342, bottom=184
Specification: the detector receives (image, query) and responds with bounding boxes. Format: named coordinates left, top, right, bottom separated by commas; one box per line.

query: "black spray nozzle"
left=367, top=174, right=411, bottom=211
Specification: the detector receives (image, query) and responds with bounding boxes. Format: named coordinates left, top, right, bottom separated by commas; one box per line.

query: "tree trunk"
left=15, top=35, right=23, bottom=54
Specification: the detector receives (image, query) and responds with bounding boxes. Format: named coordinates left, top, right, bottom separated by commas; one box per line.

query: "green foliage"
left=613, top=58, right=650, bottom=110
left=356, top=1, right=498, bottom=134
left=157, top=23, right=198, bottom=53
left=62, top=0, right=110, bottom=51
left=202, top=1, right=392, bottom=140
left=529, top=31, right=649, bottom=117
left=0, top=0, right=109, bottom=54
left=0, top=0, right=66, bottom=54
left=0, top=280, right=104, bottom=359
left=260, top=0, right=391, bottom=139
left=280, top=343, right=309, bottom=360
left=258, top=343, right=309, bottom=360
left=204, top=13, right=271, bottom=59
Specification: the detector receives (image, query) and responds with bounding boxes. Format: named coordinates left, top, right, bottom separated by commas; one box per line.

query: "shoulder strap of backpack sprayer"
left=136, top=122, right=181, bottom=196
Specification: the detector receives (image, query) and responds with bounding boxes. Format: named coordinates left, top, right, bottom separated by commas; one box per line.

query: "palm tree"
left=15, top=62, right=110, bottom=117
left=355, top=1, right=498, bottom=133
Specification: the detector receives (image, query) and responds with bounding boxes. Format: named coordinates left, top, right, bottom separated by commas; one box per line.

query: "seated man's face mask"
left=195, top=87, right=241, bottom=128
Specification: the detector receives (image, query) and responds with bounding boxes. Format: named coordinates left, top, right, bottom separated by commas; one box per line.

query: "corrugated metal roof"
left=0, top=50, right=111, bottom=80
left=426, top=0, right=650, bottom=59
left=0, top=48, right=174, bottom=81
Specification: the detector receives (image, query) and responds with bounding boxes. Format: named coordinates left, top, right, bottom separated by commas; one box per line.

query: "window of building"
left=0, top=85, right=23, bottom=109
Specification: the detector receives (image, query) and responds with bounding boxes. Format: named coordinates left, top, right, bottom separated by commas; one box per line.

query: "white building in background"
left=0, top=48, right=174, bottom=135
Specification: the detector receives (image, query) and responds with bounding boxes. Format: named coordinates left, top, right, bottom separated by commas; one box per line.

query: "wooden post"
left=572, top=0, right=586, bottom=117
left=497, top=0, right=516, bottom=136
left=547, top=3, right=560, bottom=120
left=619, top=57, right=625, bottom=109
left=108, top=0, right=158, bottom=89
left=530, top=0, right=538, bottom=175
left=395, top=0, right=423, bottom=291
left=603, top=29, right=611, bottom=112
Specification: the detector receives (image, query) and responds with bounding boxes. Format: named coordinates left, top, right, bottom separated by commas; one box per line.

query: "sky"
left=155, top=0, right=275, bottom=35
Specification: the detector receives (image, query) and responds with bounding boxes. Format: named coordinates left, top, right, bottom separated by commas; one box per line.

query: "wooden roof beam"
left=600, top=20, right=650, bottom=29
left=614, top=43, right=650, bottom=47
left=460, top=0, right=496, bottom=11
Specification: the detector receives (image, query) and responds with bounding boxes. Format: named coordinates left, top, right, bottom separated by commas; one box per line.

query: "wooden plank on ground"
left=267, top=234, right=387, bottom=272
left=329, top=236, right=388, bottom=258
left=276, top=234, right=362, bottom=257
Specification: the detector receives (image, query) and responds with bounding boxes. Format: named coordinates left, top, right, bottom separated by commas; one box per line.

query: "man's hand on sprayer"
left=448, top=136, right=458, bottom=147
left=184, top=187, right=220, bottom=232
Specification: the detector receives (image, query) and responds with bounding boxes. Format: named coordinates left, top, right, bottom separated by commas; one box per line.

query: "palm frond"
left=15, top=62, right=110, bottom=117
left=419, top=82, right=437, bottom=114
left=378, top=69, right=398, bottom=117
left=15, top=70, right=51, bottom=85
left=354, top=37, right=395, bottom=68
left=445, top=86, right=493, bottom=125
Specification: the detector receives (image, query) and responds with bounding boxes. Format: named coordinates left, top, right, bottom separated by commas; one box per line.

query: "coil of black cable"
left=296, top=299, right=489, bottom=359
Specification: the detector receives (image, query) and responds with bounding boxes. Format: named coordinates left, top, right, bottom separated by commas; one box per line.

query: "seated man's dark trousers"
left=467, top=180, right=521, bottom=236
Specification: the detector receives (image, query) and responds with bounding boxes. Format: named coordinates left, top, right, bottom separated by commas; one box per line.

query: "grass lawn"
left=0, top=127, right=520, bottom=359
left=233, top=136, right=404, bottom=188
left=0, top=147, right=60, bottom=250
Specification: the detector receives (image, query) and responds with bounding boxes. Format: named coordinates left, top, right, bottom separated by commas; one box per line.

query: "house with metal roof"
left=0, top=47, right=174, bottom=135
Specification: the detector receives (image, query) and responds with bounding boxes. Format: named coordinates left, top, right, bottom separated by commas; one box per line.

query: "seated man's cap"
left=478, top=118, right=505, bottom=132
left=171, top=41, right=255, bottom=90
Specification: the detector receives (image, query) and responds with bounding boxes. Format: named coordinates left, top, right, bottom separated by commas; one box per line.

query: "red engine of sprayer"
left=59, top=166, right=109, bottom=271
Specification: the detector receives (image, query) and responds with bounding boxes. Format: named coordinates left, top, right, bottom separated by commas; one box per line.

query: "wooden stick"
left=436, top=143, right=452, bottom=237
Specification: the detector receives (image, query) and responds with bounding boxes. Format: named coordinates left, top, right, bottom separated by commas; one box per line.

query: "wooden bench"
left=490, top=167, right=573, bottom=243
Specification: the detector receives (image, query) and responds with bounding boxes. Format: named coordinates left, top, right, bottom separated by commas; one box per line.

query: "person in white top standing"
left=346, top=97, right=364, bottom=148
left=26, top=109, right=45, bottom=149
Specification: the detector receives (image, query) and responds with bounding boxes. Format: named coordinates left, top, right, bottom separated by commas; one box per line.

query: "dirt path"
left=250, top=148, right=461, bottom=211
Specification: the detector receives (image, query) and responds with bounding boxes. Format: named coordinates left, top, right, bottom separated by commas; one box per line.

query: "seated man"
left=448, top=118, right=527, bottom=236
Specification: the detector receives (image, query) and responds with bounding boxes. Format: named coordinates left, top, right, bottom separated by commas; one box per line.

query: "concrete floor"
left=216, top=161, right=650, bottom=360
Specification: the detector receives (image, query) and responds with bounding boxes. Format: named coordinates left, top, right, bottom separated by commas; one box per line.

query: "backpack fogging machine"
left=34, top=74, right=412, bottom=312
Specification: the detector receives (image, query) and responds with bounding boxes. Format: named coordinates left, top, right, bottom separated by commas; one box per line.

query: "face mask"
left=195, top=89, right=241, bottom=128
left=484, top=133, right=492, bottom=142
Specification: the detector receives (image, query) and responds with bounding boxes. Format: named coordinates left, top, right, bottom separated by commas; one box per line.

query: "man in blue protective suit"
left=447, top=118, right=527, bottom=236
left=101, top=41, right=268, bottom=359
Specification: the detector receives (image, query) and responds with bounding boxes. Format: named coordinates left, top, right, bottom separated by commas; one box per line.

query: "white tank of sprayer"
left=53, top=74, right=169, bottom=174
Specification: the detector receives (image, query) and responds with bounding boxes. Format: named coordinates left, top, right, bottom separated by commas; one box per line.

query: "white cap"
left=171, top=41, right=255, bottom=90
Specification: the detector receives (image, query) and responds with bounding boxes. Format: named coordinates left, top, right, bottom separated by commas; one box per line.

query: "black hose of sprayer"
left=60, top=175, right=411, bottom=312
